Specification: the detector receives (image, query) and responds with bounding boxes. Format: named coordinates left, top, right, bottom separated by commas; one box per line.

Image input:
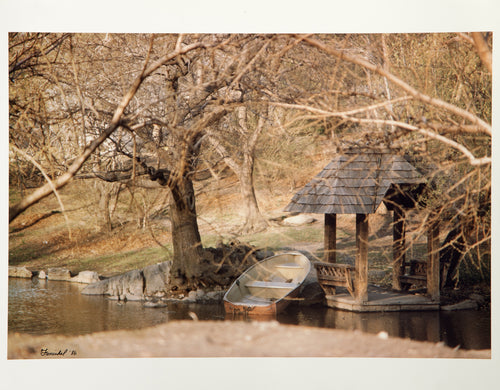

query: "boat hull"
left=224, top=288, right=300, bottom=316
left=223, top=252, right=311, bottom=316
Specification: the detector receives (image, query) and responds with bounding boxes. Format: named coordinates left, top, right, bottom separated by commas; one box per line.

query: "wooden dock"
left=323, top=285, right=440, bottom=312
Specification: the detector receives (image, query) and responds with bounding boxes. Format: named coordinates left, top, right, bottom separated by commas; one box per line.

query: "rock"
left=299, top=281, right=324, bottom=304
left=469, top=293, right=485, bottom=304
left=298, top=270, right=324, bottom=305
left=9, top=266, right=33, bottom=279
left=82, top=269, right=144, bottom=301
left=181, top=289, right=206, bottom=303
left=204, top=291, right=224, bottom=302
left=187, top=290, right=198, bottom=300
left=81, top=261, right=172, bottom=301
left=38, top=270, right=47, bottom=279
left=106, top=269, right=144, bottom=301
left=254, top=249, right=274, bottom=260
left=282, top=214, right=317, bottom=226
left=143, top=261, right=171, bottom=296
left=47, top=267, right=72, bottom=281
left=70, top=271, right=100, bottom=284
left=377, top=331, right=389, bottom=340
left=143, top=300, right=167, bottom=308
left=441, top=299, right=478, bottom=311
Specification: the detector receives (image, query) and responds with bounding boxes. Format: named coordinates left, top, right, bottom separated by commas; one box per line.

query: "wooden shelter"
left=285, top=147, right=440, bottom=311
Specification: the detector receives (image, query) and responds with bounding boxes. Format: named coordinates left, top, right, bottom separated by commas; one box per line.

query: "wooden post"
left=427, top=219, right=440, bottom=301
left=392, top=206, right=406, bottom=290
left=355, top=213, right=369, bottom=303
left=324, top=213, right=337, bottom=263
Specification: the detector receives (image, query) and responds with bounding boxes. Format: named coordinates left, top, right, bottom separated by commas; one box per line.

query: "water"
left=8, top=277, right=490, bottom=350
left=278, top=305, right=491, bottom=350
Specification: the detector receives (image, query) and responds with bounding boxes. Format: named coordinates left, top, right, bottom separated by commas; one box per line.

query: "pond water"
left=8, top=277, right=491, bottom=350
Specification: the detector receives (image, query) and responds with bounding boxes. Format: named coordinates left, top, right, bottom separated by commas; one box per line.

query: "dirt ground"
left=8, top=319, right=490, bottom=359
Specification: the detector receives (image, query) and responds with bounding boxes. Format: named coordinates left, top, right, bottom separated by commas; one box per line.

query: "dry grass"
left=8, top=164, right=440, bottom=283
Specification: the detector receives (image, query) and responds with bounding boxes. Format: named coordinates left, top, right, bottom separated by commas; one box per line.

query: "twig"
left=301, top=36, right=492, bottom=136
left=10, top=37, right=206, bottom=223
left=11, top=146, right=73, bottom=239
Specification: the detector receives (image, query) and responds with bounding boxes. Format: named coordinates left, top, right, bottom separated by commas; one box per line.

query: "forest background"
left=8, top=31, right=492, bottom=293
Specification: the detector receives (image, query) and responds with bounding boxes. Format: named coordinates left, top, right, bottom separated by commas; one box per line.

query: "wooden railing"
left=314, top=262, right=355, bottom=298
left=399, top=259, right=427, bottom=290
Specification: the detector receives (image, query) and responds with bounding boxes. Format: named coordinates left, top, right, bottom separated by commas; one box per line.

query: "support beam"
left=355, top=213, right=369, bottom=303
left=427, top=219, right=440, bottom=301
left=324, top=213, right=337, bottom=263
left=392, top=206, right=406, bottom=290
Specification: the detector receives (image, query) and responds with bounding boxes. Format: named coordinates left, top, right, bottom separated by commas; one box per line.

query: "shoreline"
left=8, top=320, right=491, bottom=359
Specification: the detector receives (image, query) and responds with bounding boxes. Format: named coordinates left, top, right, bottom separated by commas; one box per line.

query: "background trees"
left=9, top=33, right=491, bottom=290
left=282, top=34, right=491, bottom=284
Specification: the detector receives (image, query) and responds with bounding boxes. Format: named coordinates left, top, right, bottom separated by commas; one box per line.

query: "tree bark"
left=97, top=183, right=112, bottom=232
left=239, top=154, right=268, bottom=233
left=470, top=32, right=492, bottom=73
left=439, top=226, right=466, bottom=289
left=206, top=107, right=268, bottom=233
left=392, top=206, right=406, bottom=290
left=169, top=177, right=204, bottom=288
left=209, top=137, right=268, bottom=233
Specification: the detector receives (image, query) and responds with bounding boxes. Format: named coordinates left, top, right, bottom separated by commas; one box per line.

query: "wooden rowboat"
left=223, top=252, right=311, bottom=316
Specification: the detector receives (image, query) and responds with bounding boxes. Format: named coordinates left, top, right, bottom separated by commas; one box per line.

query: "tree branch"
left=10, top=146, right=72, bottom=238
left=347, top=117, right=491, bottom=166
left=271, top=100, right=490, bottom=166
left=9, top=36, right=205, bottom=223
left=470, top=32, right=492, bottom=73
left=205, top=132, right=241, bottom=174
left=301, top=36, right=492, bottom=136
left=272, top=97, right=412, bottom=119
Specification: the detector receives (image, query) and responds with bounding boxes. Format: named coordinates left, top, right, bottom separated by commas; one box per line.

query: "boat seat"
left=275, top=263, right=303, bottom=269
left=239, top=295, right=278, bottom=306
left=245, top=280, right=298, bottom=289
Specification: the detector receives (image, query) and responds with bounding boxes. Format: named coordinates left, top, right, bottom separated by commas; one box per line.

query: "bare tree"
left=9, top=34, right=205, bottom=222
left=207, top=105, right=268, bottom=233
left=279, top=33, right=491, bottom=284
left=10, top=32, right=491, bottom=291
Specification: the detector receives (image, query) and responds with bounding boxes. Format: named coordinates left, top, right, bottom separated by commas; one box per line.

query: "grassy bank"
left=9, top=178, right=490, bottom=294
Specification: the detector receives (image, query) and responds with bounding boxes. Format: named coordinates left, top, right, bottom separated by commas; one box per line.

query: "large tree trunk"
left=169, top=177, right=204, bottom=289
left=98, top=185, right=112, bottom=232
left=440, top=226, right=467, bottom=289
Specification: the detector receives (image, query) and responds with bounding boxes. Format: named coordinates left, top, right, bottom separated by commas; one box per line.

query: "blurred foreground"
left=8, top=320, right=490, bottom=359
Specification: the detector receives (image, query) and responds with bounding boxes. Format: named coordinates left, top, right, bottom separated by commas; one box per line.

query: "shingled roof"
left=284, top=148, right=425, bottom=214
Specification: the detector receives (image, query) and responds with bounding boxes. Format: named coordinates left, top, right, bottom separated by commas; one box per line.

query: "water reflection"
left=277, top=305, right=491, bottom=350
left=278, top=306, right=442, bottom=341
left=9, top=278, right=173, bottom=335
left=8, top=278, right=490, bottom=350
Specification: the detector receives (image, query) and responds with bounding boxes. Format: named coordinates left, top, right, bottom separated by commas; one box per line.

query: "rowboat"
left=223, top=252, right=311, bottom=316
